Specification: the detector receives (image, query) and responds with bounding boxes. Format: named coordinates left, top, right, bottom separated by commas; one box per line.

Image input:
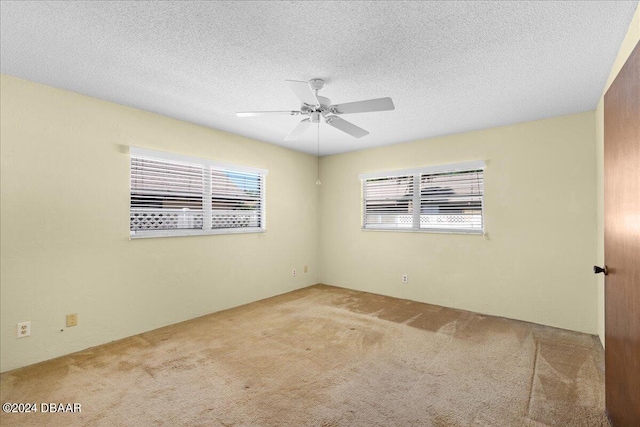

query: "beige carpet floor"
left=1, top=285, right=608, bottom=426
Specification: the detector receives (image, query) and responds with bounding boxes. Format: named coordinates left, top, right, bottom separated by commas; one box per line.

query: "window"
left=360, top=161, right=484, bottom=234
left=130, top=147, right=266, bottom=238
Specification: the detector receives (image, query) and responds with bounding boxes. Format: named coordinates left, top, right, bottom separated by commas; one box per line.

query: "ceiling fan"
left=236, top=79, right=395, bottom=140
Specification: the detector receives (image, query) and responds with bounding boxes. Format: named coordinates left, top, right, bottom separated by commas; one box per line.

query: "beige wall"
left=319, top=112, right=598, bottom=334
left=0, top=74, right=319, bottom=372
left=596, top=4, right=640, bottom=347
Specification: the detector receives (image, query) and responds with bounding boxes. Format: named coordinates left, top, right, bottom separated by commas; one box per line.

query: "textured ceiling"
left=1, top=1, right=637, bottom=156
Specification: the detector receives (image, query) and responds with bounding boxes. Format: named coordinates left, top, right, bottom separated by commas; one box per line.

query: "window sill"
left=130, top=228, right=266, bottom=239
left=361, top=227, right=484, bottom=236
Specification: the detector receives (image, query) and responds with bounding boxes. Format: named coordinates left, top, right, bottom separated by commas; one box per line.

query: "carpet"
left=0, top=285, right=608, bottom=426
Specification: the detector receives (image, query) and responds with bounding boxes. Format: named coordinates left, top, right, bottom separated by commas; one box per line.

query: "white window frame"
left=130, top=147, right=267, bottom=239
left=360, top=160, right=485, bottom=235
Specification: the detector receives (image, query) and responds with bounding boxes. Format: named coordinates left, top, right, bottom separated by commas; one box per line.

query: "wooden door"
left=604, top=40, right=640, bottom=427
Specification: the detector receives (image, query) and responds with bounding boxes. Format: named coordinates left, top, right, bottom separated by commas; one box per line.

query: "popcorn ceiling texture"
left=0, top=1, right=637, bottom=155
left=0, top=285, right=607, bottom=427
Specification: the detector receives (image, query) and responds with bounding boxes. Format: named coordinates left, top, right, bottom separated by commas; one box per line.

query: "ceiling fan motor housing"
left=301, top=96, right=331, bottom=115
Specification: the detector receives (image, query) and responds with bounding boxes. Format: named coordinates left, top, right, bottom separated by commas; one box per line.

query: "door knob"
left=594, top=265, right=608, bottom=275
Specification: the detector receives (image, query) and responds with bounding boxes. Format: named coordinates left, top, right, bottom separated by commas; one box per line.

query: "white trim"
left=130, top=147, right=268, bottom=176
left=359, top=160, right=485, bottom=180
left=411, top=174, right=420, bottom=229
left=203, top=168, right=212, bottom=232
left=361, top=179, right=366, bottom=228
left=480, top=170, right=486, bottom=235
left=131, top=227, right=266, bottom=239
left=261, top=176, right=267, bottom=232
left=361, top=227, right=484, bottom=236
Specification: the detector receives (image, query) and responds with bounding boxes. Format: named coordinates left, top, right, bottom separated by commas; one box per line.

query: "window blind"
left=361, top=161, right=484, bottom=233
left=363, top=175, right=415, bottom=230
left=130, top=148, right=267, bottom=238
left=211, top=169, right=263, bottom=230
left=420, top=169, right=483, bottom=232
left=130, top=157, right=205, bottom=232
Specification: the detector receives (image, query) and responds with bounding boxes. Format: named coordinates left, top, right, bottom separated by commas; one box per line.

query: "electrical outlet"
left=292, top=268, right=297, bottom=277
left=402, top=274, right=408, bottom=284
left=304, top=265, right=308, bottom=273
left=66, top=313, right=78, bottom=327
left=17, top=321, right=31, bottom=338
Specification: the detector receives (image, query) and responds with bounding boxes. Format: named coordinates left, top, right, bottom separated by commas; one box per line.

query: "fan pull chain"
left=316, top=122, right=321, bottom=186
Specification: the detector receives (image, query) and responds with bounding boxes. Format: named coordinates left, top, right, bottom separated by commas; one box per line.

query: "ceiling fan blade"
left=237, top=111, right=300, bottom=117
left=284, top=118, right=312, bottom=141
left=331, top=97, right=395, bottom=115
left=325, top=116, right=369, bottom=138
left=285, top=80, right=319, bottom=106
